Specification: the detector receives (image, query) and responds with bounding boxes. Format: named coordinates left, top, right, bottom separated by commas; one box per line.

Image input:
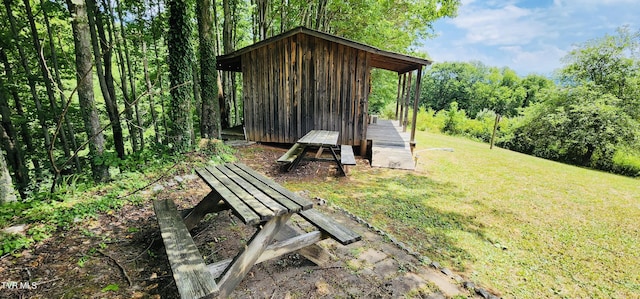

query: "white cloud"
left=499, top=45, right=567, bottom=75
left=423, top=0, right=640, bottom=75
left=449, top=4, right=552, bottom=46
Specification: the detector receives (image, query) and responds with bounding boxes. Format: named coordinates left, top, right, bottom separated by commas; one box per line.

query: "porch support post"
left=402, top=71, right=412, bottom=132
left=410, top=66, right=423, bottom=148
left=395, top=73, right=403, bottom=120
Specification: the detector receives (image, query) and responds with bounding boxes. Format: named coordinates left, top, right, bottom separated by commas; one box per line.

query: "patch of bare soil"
left=0, top=143, right=474, bottom=299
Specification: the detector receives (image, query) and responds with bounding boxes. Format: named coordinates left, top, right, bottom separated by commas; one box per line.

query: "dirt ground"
left=0, top=143, right=482, bottom=299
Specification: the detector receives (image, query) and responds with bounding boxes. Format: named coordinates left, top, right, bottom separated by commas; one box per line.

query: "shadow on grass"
left=341, top=173, right=485, bottom=271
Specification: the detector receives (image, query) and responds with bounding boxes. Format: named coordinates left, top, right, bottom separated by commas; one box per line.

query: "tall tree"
left=23, top=0, right=74, bottom=166
left=4, top=0, right=52, bottom=171
left=197, top=0, right=221, bottom=139
left=86, top=0, right=126, bottom=159
left=561, top=27, right=640, bottom=119
left=167, top=0, right=194, bottom=152
left=0, top=74, right=28, bottom=198
left=66, top=0, right=110, bottom=182
left=0, top=147, right=17, bottom=204
left=41, top=0, right=82, bottom=172
left=0, top=47, right=40, bottom=174
left=114, top=0, right=141, bottom=152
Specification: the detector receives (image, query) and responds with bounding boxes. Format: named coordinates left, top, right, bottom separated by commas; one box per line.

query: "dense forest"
left=0, top=0, right=460, bottom=202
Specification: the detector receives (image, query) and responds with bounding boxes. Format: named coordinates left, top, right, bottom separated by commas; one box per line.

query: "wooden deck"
left=367, top=119, right=415, bottom=170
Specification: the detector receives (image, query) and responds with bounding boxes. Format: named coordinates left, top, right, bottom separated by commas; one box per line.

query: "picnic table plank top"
left=196, top=168, right=261, bottom=225
left=197, top=163, right=313, bottom=225
left=207, top=166, right=277, bottom=220
left=226, top=164, right=302, bottom=212
left=217, top=164, right=288, bottom=216
left=297, top=130, right=339, bottom=146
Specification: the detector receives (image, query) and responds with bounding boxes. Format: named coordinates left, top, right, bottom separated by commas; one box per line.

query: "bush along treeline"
left=403, top=27, right=640, bottom=177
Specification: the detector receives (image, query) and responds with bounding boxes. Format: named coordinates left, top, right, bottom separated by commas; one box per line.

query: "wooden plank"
left=331, top=44, right=344, bottom=132
left=234, top=163, right=313, bottom=210
left=298, top=130, right=339, bottom=146
left=272, top=224, right=331, bottom=266
left=284, top=38, right=291, bottom=144
left=277, top=143, right=303, bottom=163
left=305, top=37, right=314, bottom=133
left=205, top=166, right=275, bottom=220
left=277, top=40, right=285, bottom=143
left=340, top=145, right=356, bottom=166
left=195, top=168, right=261, bottom=225
left=182, top=192, right=229, bottom=231
left=216, top=164, right=287, bottom=216
left=299, top=209, right=361, bottom=245
left=228, top=163, right=304, bottom=212
left=340, top=46, right=349, bottom=143
left=296, top=34, right=303, bottom=141
left=153, top=199, right=219, bottom=298
left=349, top=47, right=357, bottom=144
left=361, top=52, right=372, bottom=145
left=216, top=214, right=291, bottom=297
left=207, top=230, right=325, bottom=279
left=265, top=45, right=273, bottom=142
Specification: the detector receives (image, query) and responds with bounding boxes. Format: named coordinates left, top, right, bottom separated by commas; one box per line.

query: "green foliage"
left=421, top=61, right=551, bottom=117
left=612, top=146, right=640, bottom=177
left=198, top=139, right=237, bottom=164
left=501, top=86, right=640, bottom=173
left=368, top=69, right=398, bottom=113
left=442, top=102, right=467, bottom=135
left=0, top=233, right=32, bottom=256
left=101, top=283, right=120, bottom=292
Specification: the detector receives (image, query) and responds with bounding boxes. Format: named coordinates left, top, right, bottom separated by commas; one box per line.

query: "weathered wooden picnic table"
left=153, top=162, right=361, bottom=298
left=277, top=130, right=356, bottom=175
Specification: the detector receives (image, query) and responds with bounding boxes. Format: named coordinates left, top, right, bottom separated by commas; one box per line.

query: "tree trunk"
left=168, top=0, right=194, bottom=152
left=490, top=114, right=501, bottom=150
left=0, top=49, right=40, bottom=174
left=198, top=0, right=221, bottom=139
left=0, top=146, right=17, bottom=204
left=142, top=37, right=161, bottom=144
left=222, top=0, right=235, bottom=128
left=67, top=0, right=110, bottom=182
left=97, top=0, right=125, bottom=158
left=152, top=0, right=169, bottom=143
left=4, top=0, right=52, bottom=171
left=42, top=0, right=82, bottom=172
left=256, top=0, right=268, bottom=40
left=114, top=0, right=140, bottom=152
left=87, top=0, right=126, bottom=159
left=23, top=0, right=73, bottom=169
left=0, top=76, right=28, bottom=198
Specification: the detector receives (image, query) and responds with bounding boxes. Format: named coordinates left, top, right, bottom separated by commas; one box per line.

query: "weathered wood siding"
left=242, top=33, right=371, bottom=145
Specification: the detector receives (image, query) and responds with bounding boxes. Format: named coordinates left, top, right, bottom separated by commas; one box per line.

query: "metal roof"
left=216, top=26, right=432, bottom=74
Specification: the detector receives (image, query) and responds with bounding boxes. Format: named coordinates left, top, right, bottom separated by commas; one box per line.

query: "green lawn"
left=285, top=131, right=640, bottom=298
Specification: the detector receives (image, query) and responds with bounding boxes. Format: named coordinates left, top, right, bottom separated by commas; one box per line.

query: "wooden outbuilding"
left=217, top=26, right=430, bottom=153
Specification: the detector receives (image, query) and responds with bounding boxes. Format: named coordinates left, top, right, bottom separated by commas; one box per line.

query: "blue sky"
left=421, top=0, right=640, bottom=76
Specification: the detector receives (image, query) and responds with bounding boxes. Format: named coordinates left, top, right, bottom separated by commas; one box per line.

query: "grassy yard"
left=284, top=131, right=640, bottom=298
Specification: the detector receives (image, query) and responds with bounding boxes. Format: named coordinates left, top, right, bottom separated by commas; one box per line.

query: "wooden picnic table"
left=278, top=130, right=355, bottom=175
left=153, top=162, right=361, bottom=298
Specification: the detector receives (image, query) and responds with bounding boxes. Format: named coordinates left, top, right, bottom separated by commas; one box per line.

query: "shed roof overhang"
left=217, top=26, right=432, bottom=74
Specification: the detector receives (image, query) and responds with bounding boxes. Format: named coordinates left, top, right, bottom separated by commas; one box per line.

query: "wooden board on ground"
left=153, top=199, right=219, bottom=298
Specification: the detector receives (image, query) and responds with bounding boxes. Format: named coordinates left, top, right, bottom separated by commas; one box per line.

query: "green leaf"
left=101, top=283, right=120, bottom=292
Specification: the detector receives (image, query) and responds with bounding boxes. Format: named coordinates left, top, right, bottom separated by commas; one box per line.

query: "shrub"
left=612, top=147, right=640, bottom=177
left=443, top=102, right=467, bottom=135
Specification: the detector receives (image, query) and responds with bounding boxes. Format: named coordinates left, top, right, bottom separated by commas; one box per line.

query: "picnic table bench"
left=277, top=130, right=356, bottom=175
left=153, top=163, right=361, bottom=298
